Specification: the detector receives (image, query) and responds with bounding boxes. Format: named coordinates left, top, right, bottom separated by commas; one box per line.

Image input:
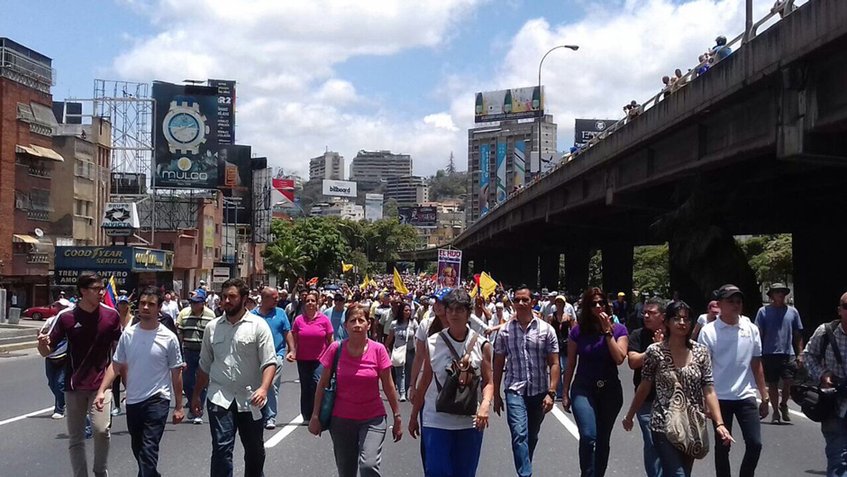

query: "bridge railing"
left=486, top=0, right=809, bottom=217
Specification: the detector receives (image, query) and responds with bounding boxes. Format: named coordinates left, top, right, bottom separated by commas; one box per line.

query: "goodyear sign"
left=54, top=247, right=174, bottom=286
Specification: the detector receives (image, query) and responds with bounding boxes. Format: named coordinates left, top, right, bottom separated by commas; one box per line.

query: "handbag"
left=318, top=341, right=343, bottom=431
left=665, top=365, right=710, bottom=459
left=434, top=330, right=481, bottom=416
left=791, top=320, right=843, bottom=422
left=391, top=343, right=407, bottom=367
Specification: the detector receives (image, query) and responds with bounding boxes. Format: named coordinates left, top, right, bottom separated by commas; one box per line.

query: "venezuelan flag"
left=102, top=275, right=118, bottom=308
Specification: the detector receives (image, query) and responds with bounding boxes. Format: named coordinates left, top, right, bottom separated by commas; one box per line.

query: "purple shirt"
left=494, top=317, right=559, bottom=396
left=568, top=323, right=627, bottom=385
left=49, top=304, right=122, bottom=391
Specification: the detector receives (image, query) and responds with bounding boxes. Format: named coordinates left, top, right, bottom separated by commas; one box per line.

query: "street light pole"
left=537, top=44, right=579, bottom=177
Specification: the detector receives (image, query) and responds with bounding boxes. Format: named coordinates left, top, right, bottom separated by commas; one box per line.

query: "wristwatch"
left=162, top=95, right=209, bottom=154
left=546, top=390, right=556, bottom=400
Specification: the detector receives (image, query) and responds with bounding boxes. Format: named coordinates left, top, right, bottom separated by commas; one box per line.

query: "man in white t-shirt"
left=95, top=287, right=184, bottom=476
left=161, top=291, right=180, bottom=321
left=698, top=284, right=769, bottom=477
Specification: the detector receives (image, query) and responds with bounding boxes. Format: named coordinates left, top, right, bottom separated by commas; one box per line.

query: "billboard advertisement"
left=474, top=86, right=543, bottom=123
left=495, top=141, right=507, bottom=203
left=479, top=144, right=490, bottom=216
left=322, top=179, right=357, bottom=198
left=437, top=249, right=462, bottom=288
left=152, top=81, right=222, bottom=189
left=208, top=79, right=236, bottom=145
left=252, top=166, right=271, bottom=243
left=365, top=193, right=384, bottom=221
left=220, top=145, right=254, bottom=225
left=398, top=206, right=437, bottom=228
left=513, top=140, right=526, bottom=189
left=574, top=119, right=616, bottom=148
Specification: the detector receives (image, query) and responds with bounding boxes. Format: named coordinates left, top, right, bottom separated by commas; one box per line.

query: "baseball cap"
left=617, top=292, right=626, bottom=297
left=116, top=294, right=129, bottom=304
left=548, top=291, right=558, bottom=298
left=716, top=284, right=744, bottom=300
left=333, top=293, right=345, bottom=301
left=432, top=288, right=452, bottom=302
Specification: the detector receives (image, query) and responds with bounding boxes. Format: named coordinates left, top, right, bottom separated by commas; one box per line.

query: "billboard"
left=479, top=144, right=490, bottom=216
left=365, top=193, right=384, bottom=221
left=252, top=166, right=272, bottom=243
left=220, top=145, right=254, bottom=225
left=513, top=140, right=526, bottom=189
left=495, top=141, right=507, bottom=203
left=101, top=202, right=140, bottom=237
left=398, top=206, right=437, bottom=228
left=474, top=86, right=543, bottom=123
left=208, top=79, right=236, bottom=145
left=437, top=249, right=462, bottom=288
left=574, top=119, right=617, bottom=148
left=152, top=81, right=223, bottom=189
left=322, top=179, right=357, bottom=198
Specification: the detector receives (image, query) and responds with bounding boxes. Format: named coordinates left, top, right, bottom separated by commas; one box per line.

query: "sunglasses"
left=591, top=300, right=607, bottom=307
left=514, top=297, right=531, bottom=304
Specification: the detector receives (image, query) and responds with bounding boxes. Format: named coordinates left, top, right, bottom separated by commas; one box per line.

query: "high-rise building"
left=385, top=175, right=428, bottom=206
left=466, top=116, right=557, bottom=224
left=309, top=151, right=345, bottom=181
left=0, top=38, right=59, bottom=308
left=349, top=150, right=412, bottom=183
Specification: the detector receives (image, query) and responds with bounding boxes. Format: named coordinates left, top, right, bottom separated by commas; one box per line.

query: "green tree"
left=268, top=217, right=350, bottom=279
left=383, top=198, right=399, bottom=218
left=588, top=249, right=603, bottom=288
left=632, top=244, right=670, bottom=297
left=738, top=234, right=793, bottom=285
left=262, top=238, right=308, bottom=286
left=364, top=218, right=418, bottom=264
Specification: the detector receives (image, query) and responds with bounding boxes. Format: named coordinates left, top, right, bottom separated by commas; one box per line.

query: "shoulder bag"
left=434, top=330, right=480, bottom=416
left=391, top=326, right=408, bottom=367
left=665, top=355, right=710, bottom=459
left=791, top=320, right=843, bottom=422
left=318, top=341, right=343, bottom=431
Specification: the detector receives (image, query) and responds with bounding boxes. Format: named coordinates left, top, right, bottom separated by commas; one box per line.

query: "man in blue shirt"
left=755, top=283, right=804, bottom=423
left=251, top=287, right=295, bottom=429
left=327, top=293, right=348, bottom=341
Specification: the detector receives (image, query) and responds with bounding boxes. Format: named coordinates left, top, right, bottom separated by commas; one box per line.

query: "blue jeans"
left=297, top=360, right=323, bottom=420
left=45, top=358, right=66, bottom=414
left=422, top=426, right=484, bottom=477
left=556, top=353, right=568, bottom=399
left=262, top=356, right=284, bottom=422
left=207, top=400, right=265, bottom=477
left=715, top=398, right=762, bottom=477
left=636, top=401, right=662, bottom=477
left=126, top=394, right=170, bottom=477
left=652, top=431, right=693, bottom=477
left=183, top=349, right=206, bottom=417
left=505, top=391, right=547, bottom=477
left=570, top=380, right=623, bottom=477
left=822, top=415, right=847, bottom=477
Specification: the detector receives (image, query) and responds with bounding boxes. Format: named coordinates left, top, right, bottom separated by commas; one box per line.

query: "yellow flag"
left=469, top=284, right=478, bottom=298
left=393, top=268, right=409, bottom=295
left=360, top=274, right=369, bottom=288
left=342, top=262, right=353, bottom=273
left=480, top=272, right=498, bottom=299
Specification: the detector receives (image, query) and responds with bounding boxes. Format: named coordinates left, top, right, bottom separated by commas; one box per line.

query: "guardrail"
left=483, top=0, right=807, bottom=217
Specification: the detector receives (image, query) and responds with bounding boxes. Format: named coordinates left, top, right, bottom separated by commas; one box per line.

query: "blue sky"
left=1, top=0, right=784, bottom=177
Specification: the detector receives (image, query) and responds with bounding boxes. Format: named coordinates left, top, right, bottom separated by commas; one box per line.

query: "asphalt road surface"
left=0, top=349, right=829, bottom=476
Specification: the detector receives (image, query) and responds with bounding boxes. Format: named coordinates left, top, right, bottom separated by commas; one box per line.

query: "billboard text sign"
left=574, top=119, right=616, bottom=148
left=398, top=206, right=437, bottom=228
left=475, top=86, right=543, bottom=123
left=322, top=179, right=357, bottom=198
left=437, top=249, right=462, bottom=288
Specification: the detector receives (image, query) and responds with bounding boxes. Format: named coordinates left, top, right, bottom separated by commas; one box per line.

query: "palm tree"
left=263, top=239, right=308, bottom=287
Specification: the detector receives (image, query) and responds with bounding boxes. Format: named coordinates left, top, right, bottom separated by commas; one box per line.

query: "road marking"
left=756, top=399, right=807, bottom=420
left=550, top=406, right=580, bottom=439
left=264, top=414, right=305, bottom=448
left=0, top=407, right=53, bottom=426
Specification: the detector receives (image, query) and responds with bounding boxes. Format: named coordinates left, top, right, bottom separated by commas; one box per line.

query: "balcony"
left=26, top=252, right=49, bottom=264
left=26, top=210, right=49, bottom=221
left=28, top=165, right=50, bottom=178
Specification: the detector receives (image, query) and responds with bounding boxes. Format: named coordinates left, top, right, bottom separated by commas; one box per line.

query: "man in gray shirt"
left=191, top=278, right=276, bottom=477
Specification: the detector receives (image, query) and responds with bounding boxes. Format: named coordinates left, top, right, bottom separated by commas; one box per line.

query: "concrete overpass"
left=407, top=0, right=847, bottom=324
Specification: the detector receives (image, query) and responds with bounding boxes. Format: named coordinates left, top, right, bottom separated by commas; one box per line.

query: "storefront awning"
left=16, top=144, right=65, bottom=162
left=12, top=234, right=40, bottom=244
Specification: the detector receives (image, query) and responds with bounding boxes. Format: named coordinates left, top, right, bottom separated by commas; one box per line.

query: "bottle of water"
left=245, top=386, right=262, bottom=421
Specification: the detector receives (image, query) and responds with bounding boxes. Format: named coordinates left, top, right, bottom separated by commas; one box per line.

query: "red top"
left=49, top=304, right=122, bottom=391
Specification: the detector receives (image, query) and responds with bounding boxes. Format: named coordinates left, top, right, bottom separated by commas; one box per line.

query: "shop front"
left=54, top=246, right=174, bottom=297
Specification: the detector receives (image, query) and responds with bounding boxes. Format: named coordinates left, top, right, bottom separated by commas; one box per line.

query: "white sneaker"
left=193, top=416, right=203, bottom=425
left=399, top=395, right=407, bottom=402
left=51, top=413, right=64, bottom=419
left=265, top=418, right=276, bottom=429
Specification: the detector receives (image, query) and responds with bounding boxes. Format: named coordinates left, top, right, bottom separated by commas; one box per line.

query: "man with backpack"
left=803, top=292, right=847, bottom=476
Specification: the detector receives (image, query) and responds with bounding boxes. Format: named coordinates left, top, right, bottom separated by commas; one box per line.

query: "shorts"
left=762, top=354, right=796, bottom=384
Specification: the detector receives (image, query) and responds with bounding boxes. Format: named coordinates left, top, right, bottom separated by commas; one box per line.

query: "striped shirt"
left=176, top=306, right=217, bottom=351
left=804, top=321, right=847, bottom=418
left=494, top=316, right=559, bottom=396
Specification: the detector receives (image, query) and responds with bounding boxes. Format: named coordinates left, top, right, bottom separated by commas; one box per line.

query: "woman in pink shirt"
left=309, top=304, right=402, bottom=477
left=292, top=290, right=334, bottom=421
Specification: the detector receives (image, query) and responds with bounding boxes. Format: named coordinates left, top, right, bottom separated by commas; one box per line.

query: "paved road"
left=0, top=349, right=829, bottom=476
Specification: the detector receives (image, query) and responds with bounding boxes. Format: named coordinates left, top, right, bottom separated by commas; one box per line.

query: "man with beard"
left=191, top=279, right=276, bottom=477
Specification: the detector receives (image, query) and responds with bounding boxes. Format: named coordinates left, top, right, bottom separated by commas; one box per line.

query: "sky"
left=1, top=0, right=794, bottom=179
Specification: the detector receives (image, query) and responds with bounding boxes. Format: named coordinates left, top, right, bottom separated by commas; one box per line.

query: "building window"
left=30, top=189, right=51, bottom=211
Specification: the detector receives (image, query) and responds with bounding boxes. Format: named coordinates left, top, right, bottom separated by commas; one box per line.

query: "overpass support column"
left=564, top=242, right=591, bottom=296
left=793, top=228, right=847, bottom=330
left=539, top=251, right=561, bottom=292
left=602, top=242, right=634, bottom=299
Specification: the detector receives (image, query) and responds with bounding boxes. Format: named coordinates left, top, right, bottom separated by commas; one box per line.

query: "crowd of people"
left=33, top=270, right=846, bottom=477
